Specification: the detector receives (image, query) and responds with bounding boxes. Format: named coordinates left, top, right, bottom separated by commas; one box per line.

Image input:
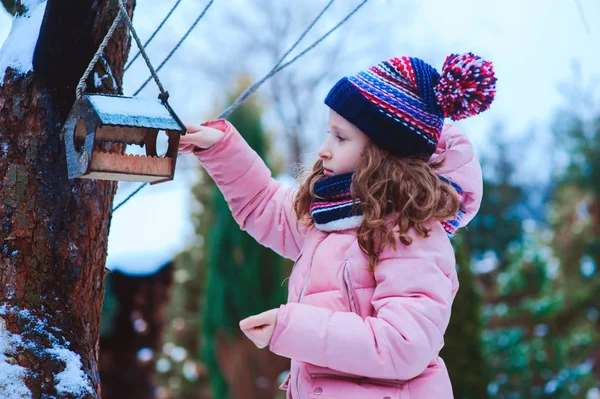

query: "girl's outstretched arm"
left=183, top=119, right=308, bottom=260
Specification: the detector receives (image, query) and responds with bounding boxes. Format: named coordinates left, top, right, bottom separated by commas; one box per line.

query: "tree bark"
left=0, top=0, right=134, bottom=397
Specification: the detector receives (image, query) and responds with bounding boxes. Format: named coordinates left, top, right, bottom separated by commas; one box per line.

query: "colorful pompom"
left=434, top=53, right=497, bottom=121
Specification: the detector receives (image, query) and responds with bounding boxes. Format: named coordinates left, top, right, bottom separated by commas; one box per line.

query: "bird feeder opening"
left=62, top=94, right=186, bottom=184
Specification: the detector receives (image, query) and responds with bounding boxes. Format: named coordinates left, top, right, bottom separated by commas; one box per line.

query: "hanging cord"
left=117, top=0, right=170, bottom=101
left=124, top=0, right=183, bottom=72
left=573, top=0, right=591, bottom=35
left=272, top=0, right=368, bottom=75
left=113, top=0, right=370, bottom=212
left=218, top=0, right=335, bottom=119
left=133, top=0, right=215, bottom=96
left=76, top=8, right=124, bottom=99
left=75, top=0, right=171, bottom=101
left=113, top=182, right=148, bottom=212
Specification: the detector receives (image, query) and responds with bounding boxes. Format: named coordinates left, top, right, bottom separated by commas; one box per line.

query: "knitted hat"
left=324, top=53, right=497, bottom=158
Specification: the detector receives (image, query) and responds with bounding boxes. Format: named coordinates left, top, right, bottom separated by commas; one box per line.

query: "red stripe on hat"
left=390, top=57, right=417, bottom=87
left=369, top=66, right=420, bottom=97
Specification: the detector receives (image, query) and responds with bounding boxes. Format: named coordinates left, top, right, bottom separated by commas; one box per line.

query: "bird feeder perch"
left=62, top=94, right=186, bottom=184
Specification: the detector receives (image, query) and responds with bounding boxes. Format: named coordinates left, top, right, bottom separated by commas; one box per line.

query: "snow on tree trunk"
left=0, top=0, right=135, bottom=397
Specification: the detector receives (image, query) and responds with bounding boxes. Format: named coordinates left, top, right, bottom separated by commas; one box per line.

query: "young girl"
left=179, top=53, right=496, bottom=398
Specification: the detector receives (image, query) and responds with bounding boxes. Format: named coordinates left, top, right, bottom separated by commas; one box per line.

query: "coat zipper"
left=285, top=252, right=303, bottom=288
left=295, top=240, right=321, bottom=399
left=297, top=247, right=318, bottom=303
left=342, top=260, right=357, bottom=313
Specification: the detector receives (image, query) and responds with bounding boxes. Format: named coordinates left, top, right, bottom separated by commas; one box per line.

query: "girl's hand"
left=178, top=123, right=225, bottom=154
left=239, top=308, right=279, bottom=349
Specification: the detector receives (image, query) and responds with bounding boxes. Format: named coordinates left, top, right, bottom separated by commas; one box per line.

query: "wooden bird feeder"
left=62, top=94, right=186, bottom=184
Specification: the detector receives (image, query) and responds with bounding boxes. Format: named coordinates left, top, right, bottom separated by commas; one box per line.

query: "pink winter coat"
left=194, top=119, right=483, bottom=399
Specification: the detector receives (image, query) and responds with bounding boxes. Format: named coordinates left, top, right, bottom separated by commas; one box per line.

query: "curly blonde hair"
left=293, top=140, right=460, bottom=272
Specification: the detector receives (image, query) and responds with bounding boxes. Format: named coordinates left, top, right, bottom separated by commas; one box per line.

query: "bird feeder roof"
left=85, top=94, right=184, bottom=131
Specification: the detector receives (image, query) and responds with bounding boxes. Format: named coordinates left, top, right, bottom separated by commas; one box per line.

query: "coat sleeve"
left=193, top=119, right=306, bottom=260
left=269, top=256, right=453, bottom=380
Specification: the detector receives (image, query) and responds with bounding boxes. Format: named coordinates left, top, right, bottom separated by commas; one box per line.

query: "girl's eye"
left=336, top=134, right=346, bottom=142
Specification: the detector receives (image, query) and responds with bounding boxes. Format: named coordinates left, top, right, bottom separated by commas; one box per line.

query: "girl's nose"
left=318, top=146, right=331, bottom=160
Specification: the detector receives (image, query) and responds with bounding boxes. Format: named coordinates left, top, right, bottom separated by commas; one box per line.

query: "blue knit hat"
left=324, top=53, right=497, bottom=158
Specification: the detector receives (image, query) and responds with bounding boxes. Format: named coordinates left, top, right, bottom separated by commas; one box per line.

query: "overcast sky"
left=1, top=0, right=598, bottom=273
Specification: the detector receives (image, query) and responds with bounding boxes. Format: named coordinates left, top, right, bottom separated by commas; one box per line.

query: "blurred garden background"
left=1, top=0, right=599, bottom=398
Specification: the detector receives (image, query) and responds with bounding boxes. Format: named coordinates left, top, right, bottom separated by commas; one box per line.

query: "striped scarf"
left=310, top=172, right=361, bottom=232
left=309, top=172, right=465, bottom=236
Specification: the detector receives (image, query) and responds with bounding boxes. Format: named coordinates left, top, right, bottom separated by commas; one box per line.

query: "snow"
left=100, top=54, right=118, bottom=92
left=0, top=0, right=47, bottom=84
left=106, top=246, right=178, bottom=276
left=89, top=94, right=175, bottom=120
left=88, top=94, right=183, bottom=131
left=93, top=72, right=108, bottom=89
left=47, top=348, right=94, bottom=397
left=0, top=319, right=32, bottom=399
left=0, top=304, right=94, bottom=397
left=106, top=177, right=194, bottom=276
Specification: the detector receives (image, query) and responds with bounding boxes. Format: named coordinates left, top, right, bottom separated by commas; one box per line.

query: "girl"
left=179, top=53, right=496, bottom=398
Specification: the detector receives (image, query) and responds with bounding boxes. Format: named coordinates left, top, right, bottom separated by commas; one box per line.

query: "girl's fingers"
left=240, top=327, right=269, bottom=348
left=239, top=309, right=278, bottom=330
left=179, top=134, right=197, bottom=145
left=178, top=143, right=196, bottom=154
left=184, top=123, right=202, bottom=133
left=239, top=315, right=261, bottom=330
left=239, top=317, right=252, bottom=330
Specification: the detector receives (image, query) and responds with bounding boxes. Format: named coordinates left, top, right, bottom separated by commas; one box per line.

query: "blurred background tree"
left=479, top=78, right=600, bottom=398
left=441, top=233, right=490, bottom=399
left=152, top=77, right=292, bottom=399
left=200, top=77, right=290, bottom=399
left=99, top=263, right=176, bottom=399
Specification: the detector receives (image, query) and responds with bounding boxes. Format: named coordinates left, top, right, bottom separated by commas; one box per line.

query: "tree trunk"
left=99, top=263, right=174, bottom=399
left=0, top=0, right=134, bottom=397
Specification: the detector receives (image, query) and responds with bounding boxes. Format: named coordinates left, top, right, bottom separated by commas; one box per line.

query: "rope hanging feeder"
left=62, top=0, right=187, bottom=185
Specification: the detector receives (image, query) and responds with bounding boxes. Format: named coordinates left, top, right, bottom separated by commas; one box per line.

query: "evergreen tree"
left=441, top=233, right=490, bottom=399
left=482, top=85, right=600, bottom=398
left=154, top=78, right=293, bottom=399
left=465, top=126, right=528, bottom=264
left=443, top=125, right=529, bottom=399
